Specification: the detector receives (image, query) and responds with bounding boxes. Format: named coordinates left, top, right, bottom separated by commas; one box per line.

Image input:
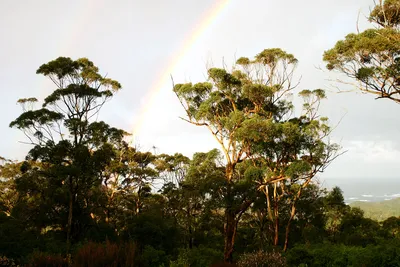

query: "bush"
left=237, top=251, right=286, bottom=267
left=0, top=214, right=43, bottom=260
left=27, top=252, right=67, bottom=267
left=286, top=242, right=400, bottom=267
left=138, top=245, right=167, bottom=267
left=285, top=247, right=313, bottom=267
left=209, top=263, right=237, bottom=267
left=170, top=246, right=222, bottom=267
left=73, top=241, right=136, bottom=267
left=0, top=256, right=19, bottom=266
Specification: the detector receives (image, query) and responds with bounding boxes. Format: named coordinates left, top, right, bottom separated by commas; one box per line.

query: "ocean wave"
left=361, top=194, right=373, bottom=198
left=359, top=200, right=370, bottom=202
left=348, top=197, right=358, bottom=200
left=383, top=193, right=400, bottom=198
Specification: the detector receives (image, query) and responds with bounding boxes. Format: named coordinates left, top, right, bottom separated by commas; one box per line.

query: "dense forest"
left=2, top=0, right=400, bottom=266
left=350, top=198, right=400, bottom=221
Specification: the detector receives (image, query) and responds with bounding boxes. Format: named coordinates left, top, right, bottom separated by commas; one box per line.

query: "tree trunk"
left=224, top=165, right=237, bottom=263
left=273, top=191, right=279, bottom=246
left=66, top=189, right=73, bottom=266
left=188, top=207, right=193, bottom=249
left=188, top=224, right=193, bottom=249
left=284, top=185, right=305, bottom=251
left=224, top=210, right=236, bottom=263
left=274, top=210, right=279, bottom=246
left=283, top=204, right=296, bottom=251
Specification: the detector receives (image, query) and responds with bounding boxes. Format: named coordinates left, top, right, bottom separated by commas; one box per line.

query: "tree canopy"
left=323, top=0, right=400, bottom=103
left=174, top=48, right=339, bottom=261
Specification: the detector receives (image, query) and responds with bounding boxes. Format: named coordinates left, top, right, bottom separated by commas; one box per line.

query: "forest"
left=1, top=0, right=400, bottom=266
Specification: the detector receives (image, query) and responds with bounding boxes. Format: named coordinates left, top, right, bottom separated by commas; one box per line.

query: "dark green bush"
left=138, top=245, right=167, bottom=267
left=237, top=250, right=286, bottom=267
left=170, top=246, right=222, bottom=267
left=286, top=242, right=400, bottom=267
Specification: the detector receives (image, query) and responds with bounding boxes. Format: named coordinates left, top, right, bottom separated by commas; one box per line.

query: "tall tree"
left=174, top=48, right=338, bottom=261
left=239, top=89, right=340, bottom=250
left=160, top=150, right=222, bottom=250
left=9, top=57, right=124, bottom=257
left=323, top=0, right=400, bottom=103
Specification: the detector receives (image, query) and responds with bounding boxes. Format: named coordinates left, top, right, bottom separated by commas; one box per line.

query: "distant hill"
left=350, top=198, right=400, bottom=221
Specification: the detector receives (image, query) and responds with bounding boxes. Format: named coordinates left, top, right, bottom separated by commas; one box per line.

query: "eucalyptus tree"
left=0, top=157, right=21, bottom=217
left=323, top=0, right=400, bottom=103
left=174, top=48, right=339, bottom=261
left=160, top=150, right=224, bottom=250
left=9, top=57, right=124, bottom=255
left=102, top=144, right=160, bottom=229
left=239, top=88, right=340, bottom=250
left=156, top=153, right=190, bottom=186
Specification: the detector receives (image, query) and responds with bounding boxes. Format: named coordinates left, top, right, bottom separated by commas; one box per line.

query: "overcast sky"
left=1, top=0, right=399, bottom=182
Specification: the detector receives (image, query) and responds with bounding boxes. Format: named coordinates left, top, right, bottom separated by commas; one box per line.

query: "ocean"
left=320, top=177, right=400, bottom=204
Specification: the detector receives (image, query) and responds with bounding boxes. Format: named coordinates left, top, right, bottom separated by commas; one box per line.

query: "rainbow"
left=128, top=0, right=231, bottom=142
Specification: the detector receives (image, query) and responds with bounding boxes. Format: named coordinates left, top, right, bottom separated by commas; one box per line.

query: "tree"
left=156, top=153, right=190, bottom=186
left=238, top=88, right=339, bottom=251
left=9, top=57, right=124, bottom=257
left=323, top=186, right=349, bottom=242
left=173, top=48, right=339, bottom=261
left=382, top=216, right=400, bottom=238
left=0, top=157, right=20, bottom=217
left=323, top=0, right=400, bottom=103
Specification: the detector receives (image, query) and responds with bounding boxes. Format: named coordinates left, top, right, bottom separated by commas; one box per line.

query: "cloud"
left=346, top=140, right=400, bottom=164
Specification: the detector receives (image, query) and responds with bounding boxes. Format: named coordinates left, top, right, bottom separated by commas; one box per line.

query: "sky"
left=1, top=0, right=400, bottom=182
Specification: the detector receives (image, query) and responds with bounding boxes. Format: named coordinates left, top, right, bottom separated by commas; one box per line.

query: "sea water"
left=320, top=177, right=400, bottom=204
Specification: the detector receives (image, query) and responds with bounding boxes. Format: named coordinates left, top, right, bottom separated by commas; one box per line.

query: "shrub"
left=0, top=256, right=19, bottom=266
left=209, top=262, right=237, bottom=267
left=170, top=246, right=222, bottom=267
left=73, top=241, right=136, bottom=267
left=237, top=251, right=286, bottom=267
left=27, top=252, right=67, bottom=267
left=138, top=245, right=167, bottom=267
left=285, top=247, right=313, bottom=267
left=286, top=242, right=400, bottom=267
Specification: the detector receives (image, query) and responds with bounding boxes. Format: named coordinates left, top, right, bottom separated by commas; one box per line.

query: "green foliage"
left=0, top=159, right=21, bottom=216
left=370, top=0, right=400, bottom=27
left=237, top=251, right=287, bottom=267
left=350, top=198, right=400, bottom=221
left=338, top=207, right=381, bottom=246
left=9, top=108, right=64, bottom=130
left=8, top=57, right=125, bottom=257
left=286, top=242, right=400, bottom=267
left=123, top=210, right=179, bottom=255
left=0, top=213, right=44, bottom=260
left=36, top=57, right=121, bottom=91
left=324, top=187, right=349, bottom=238
left=174, top=48, right=339, bottom=260
left=323, top=0, right=400, bottom=103
left=138, top=245, right=167, bottom=267
left=254, top=48, right=297, bottom=65
left=170, top=246, right=222, bottom=267
left=382, top=216, right=400, bottom=237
